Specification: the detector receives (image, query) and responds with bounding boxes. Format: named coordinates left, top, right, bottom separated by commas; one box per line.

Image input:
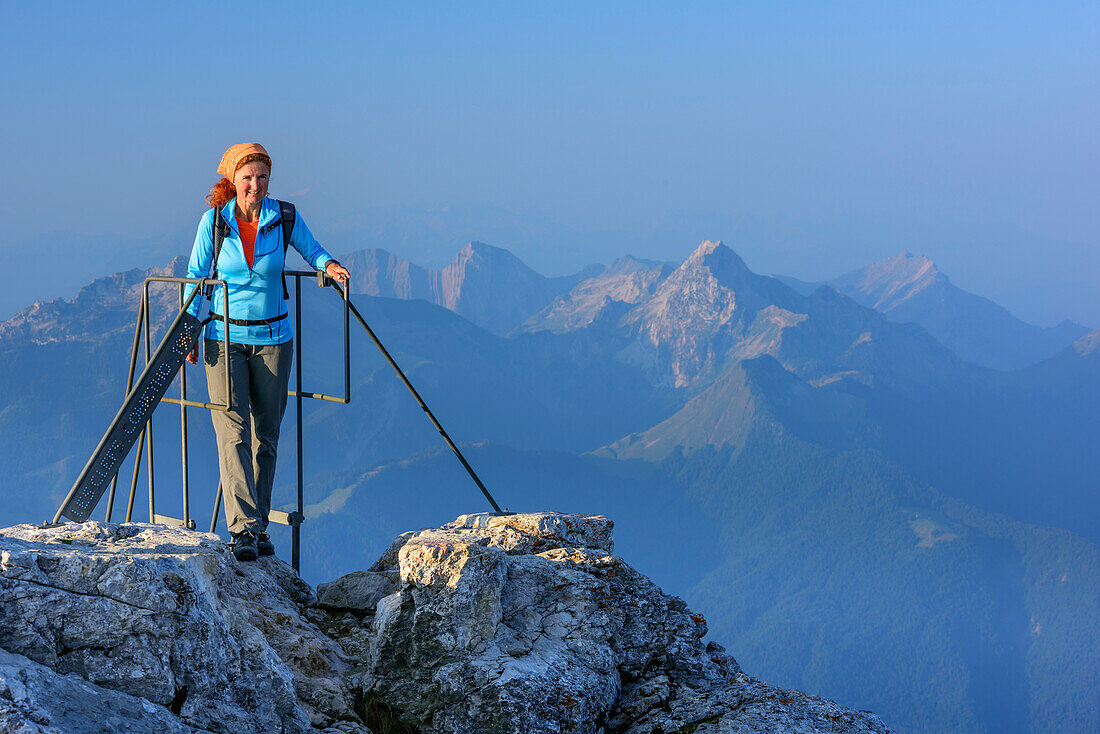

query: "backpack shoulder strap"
left=210, top=206, right=229, bottom=280
left=278, top=200, right=296, bottom=253
left=277, top=200, right=296, bottom=299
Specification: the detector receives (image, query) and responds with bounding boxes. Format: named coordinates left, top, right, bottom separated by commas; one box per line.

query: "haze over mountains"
left=777, top=251, right=1090, bottom=370
left=1, top=239, right=1098, bottom=734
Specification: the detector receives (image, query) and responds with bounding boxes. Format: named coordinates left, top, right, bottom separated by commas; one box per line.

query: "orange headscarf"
left=217, top=143, right=271, bottom=181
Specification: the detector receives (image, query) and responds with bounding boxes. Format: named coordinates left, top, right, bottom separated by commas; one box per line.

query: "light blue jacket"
left=184, top=197, right=335, bottom=344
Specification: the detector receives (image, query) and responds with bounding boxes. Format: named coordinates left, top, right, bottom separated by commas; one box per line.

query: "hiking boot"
left=257, top=532, right=275, bottom=557
left=232, top=531, right=258, bottom=562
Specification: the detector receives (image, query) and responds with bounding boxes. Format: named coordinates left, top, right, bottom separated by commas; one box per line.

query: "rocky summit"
left=0, top=513, right=890, bottom=734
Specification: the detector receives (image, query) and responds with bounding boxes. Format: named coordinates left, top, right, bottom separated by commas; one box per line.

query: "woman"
left=183, top=143, right=350, bottom=562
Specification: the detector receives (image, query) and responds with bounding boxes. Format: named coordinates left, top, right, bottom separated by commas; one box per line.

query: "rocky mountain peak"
left=604, top=254, right=669, bottom=277
left=0, top=514, right=890, bottom=733
left=618, top=241, right=809, bottom=386
left=670, top=241, right=790, bottom=311
left=447, top=241, right=559, bottom=283
left=343, top=248, right=432, bottom=301
left=0, top=256, right=188, bottom=345
left=518, top=255, right=674, bottom=335
left=341, top=243, right=588, bottom=336
left=819, top=251, right=1091, bottom=368
left=832, top=251, right=945, bottom=313
left=452, top=240, right=521, bottom=267
left=1073, top=329, right=1100, bottom=357
left=426, top=241, right=581, bottom=334
left=880, top=250, right=940, bottom=280
left=688, top=238, right=726, bottom=257
left=437, top=241, right=532, bottom=307
left=683, top=239, right=749, bottom=275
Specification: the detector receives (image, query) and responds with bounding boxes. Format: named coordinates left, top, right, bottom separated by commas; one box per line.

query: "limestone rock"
left=0, top=512, right=890, bottom=734
left=0, top=647, right=200, bottom=734
left=337, top=511, right=891, bottom=734
left=446, top=511, right=615, bottom=554
left=0, top=522, right=367, bottom=734
left=316, top=571, right=396, bottom=614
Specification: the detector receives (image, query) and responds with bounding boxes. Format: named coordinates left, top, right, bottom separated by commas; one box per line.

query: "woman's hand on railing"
left=325, top=261, right=350, bottom=284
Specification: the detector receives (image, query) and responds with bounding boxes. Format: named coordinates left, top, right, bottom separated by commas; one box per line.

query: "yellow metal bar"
left=152, top=513, right=196, bottom=530
left=161, top=397, right=230, bottom=411
left=286, top=391, right=350, bottom=403
left=268, top=509, right=296, bottom=527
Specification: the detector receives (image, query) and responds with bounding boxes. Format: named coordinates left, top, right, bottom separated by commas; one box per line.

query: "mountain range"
left=1, top=239, right=1097, bottom=734
left=776, top=251, right=1090, bottom=370
left=341, top=241, right=601, bottom=336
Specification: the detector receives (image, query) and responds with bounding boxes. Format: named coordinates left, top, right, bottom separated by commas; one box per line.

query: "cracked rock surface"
left=0, top=513, right=890, bottom=734
left=323, top=512, right=893, bottom=734
left=0, top=522, right=365, bottom=734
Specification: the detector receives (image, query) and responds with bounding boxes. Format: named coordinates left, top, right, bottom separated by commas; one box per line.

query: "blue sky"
left=1, top=1, right=1097, bottom=325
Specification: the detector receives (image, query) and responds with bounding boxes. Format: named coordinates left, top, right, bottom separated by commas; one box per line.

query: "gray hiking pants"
left=204, top=338, right=293, bottom=536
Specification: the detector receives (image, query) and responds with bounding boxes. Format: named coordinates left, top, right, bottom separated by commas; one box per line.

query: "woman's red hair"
left=205, top=153, right=272, bottom=208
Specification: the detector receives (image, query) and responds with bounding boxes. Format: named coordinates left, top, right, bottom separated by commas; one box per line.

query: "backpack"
left=210, top=200, right=296, bottom=300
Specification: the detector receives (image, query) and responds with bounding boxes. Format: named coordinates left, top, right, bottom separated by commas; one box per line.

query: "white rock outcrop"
left=0, top=513, right=891, bottom=734
left=0, top=522, right=361, bottom=734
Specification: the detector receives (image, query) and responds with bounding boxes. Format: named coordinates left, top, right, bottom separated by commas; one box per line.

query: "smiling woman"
left=183, top=142, right=350, bottom=562
left=207, top=144, right=271, bottom=211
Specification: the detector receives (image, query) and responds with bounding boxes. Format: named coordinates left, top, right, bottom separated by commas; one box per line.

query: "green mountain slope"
left=591, top=348, right=1100, bottom=732
left=672, top=425, right=1100, bottom=733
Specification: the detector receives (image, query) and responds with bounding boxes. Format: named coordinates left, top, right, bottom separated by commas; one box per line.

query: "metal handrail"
left=60, top=268, right=504, bottom=574
left=331, top=281, right=502, bottom=514
left=108, top=272, right=349, bottom=566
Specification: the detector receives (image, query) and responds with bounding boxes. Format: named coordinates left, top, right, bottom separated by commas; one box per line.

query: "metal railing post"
left=143, top=284, right=156, bottom=523
left=293, top=276, right=303, bottom=572
left=125, top=435, right=142, bottom=523
left=210, top=483, right=222, bottom=534
left=106, top=296, right=147, bottom=523
left=343, top=280, right=351, bottom=402
left=179, top=283, right=190, bottom=528
left=139, top=278, right=230, bottom=531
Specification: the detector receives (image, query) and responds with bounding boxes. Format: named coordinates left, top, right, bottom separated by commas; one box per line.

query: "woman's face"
left=233, top=161, right=270, bottom=209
